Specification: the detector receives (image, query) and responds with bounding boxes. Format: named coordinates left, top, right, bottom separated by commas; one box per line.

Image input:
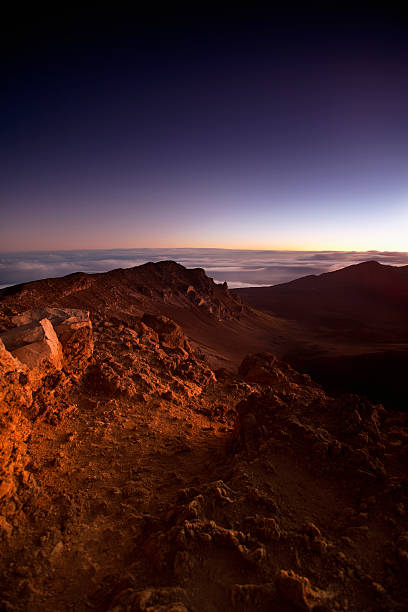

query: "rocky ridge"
left=0, top=261, right=246, bottom=324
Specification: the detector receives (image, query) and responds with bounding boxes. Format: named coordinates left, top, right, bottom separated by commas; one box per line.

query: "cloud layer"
left=1, top=248, right=407, bottom=290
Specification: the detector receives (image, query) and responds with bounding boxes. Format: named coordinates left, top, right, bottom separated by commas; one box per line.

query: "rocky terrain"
left=0, top=261, right=408, bottom=611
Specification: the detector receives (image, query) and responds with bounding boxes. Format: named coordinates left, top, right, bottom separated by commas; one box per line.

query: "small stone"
left=199, top=532, right=212, bottom=544
left=372, top=582, right=387, bottom=596
left=49, top=541, right=64, bottom=563
left=276, top=569, right=333, bottom=610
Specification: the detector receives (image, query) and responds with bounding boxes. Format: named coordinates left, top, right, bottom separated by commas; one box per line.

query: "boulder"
left=12, top=306, right=91, bottom=341
left=1, top=318, right=63, bottom=370
left=7, top=307, right=93, bottom=376
left=276, top=569, right=333, bottom=610
left=52, top=311, right=93, bottom=376
left=142, top=314, right=191, bottom=352
left=239, top=353, right=312, bottom=388
left=238, top=353, right=282, bottom=386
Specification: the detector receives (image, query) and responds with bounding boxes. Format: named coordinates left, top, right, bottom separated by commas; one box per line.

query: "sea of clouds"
left=1, top=248, right=407, bottom=290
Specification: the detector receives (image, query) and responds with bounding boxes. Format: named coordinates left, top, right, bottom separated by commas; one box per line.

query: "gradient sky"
left=1, top=8, right=408, bottom=251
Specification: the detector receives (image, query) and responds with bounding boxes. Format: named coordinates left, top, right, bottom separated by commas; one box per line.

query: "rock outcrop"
left=86, top=311, right=215, bottom=401
left=1, top=307, right=93, bottom=378
left=238, top=352, right=313, bottom=389
left=141, top=313, right=192, bottom=353
left=0, top=308, right=93, bottom=529
left=0, top=340, right=32, bottom=516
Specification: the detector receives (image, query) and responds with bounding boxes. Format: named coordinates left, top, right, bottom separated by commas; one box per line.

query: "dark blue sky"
left=1, top=8, right=407, bottom=251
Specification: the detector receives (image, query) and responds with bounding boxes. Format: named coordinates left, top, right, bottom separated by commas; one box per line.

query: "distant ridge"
left=2, top=259, right=408, bottom=408
left=232, top=260, right=408, bottom=408
left=233, top=260, right=408, bottom=337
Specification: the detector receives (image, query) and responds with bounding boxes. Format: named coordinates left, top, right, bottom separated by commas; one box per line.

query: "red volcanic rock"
left=110, top=586, right=189, bottom=611
left=52, top=310, right=93, bottom=377
left=0, top=339, right=31, bottom=406
left=0, top=309, right=93, bottom=524
left=238, top=352, right=280, bottom=385
left=1, top=307, right=93, bottom=378
left=238, top=352, right=312, bottom=388
left=0, top=340, right=32, bottom=507
left=142, top=313, right=191, bottom=352
left=86, top=310, right=216, bottom=401
left=276, top=569, right=333, bottom=610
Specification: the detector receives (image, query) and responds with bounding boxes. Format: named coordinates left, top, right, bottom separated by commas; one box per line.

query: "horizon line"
left=1, top=246, right=407, bottom=255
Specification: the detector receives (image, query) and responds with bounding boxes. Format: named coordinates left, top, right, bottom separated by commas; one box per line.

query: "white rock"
left=1, top=318, right=63, bottom=370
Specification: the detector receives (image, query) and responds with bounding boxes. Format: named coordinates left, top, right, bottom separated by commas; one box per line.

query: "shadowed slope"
left=233, top=261, right=408, bottom=341
left=233, top=261, right=408, bottom=407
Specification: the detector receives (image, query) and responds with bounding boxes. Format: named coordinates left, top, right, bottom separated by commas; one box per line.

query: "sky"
left=1, top=7, right=408, bottom=252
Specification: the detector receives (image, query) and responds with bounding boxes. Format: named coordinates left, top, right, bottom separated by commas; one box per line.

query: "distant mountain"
left=233, top=260, right=408, bottom=341
left=233, top=261, right=408, bottom=407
